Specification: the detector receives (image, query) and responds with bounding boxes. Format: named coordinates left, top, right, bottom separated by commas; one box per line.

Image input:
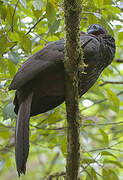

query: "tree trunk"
left=64, top=0, right=83, bottom=179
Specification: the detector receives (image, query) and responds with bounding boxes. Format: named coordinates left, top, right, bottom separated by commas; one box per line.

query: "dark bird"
left=9, top=24, right=116, bottom=176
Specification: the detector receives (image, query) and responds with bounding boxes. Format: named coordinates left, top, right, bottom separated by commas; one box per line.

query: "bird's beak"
left=87, top=29, right=98, bottom=34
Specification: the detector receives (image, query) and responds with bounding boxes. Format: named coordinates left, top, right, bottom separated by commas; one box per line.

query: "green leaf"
left=2, top=102, right=15, bottom=120
left=8, top=51, right=20, bottom=64
left=0, top=124, right=10, bottom=139
left=107, top=89, right=119, bottom=114
left=48, top=111, right=60, bottom=124
left=103, top=5, right=121, bottom=14
left=102, top=168, right=119, bottom=180
left=32, top=0, right=43, bottom=10
left=91, top=167, right=97, bottom=180
left=103, top=0, right=112, bottom=5
left=48, top=19, right=60, bottom=34
left=118, top=32, right=123, bottom=40
left=93, top=0, right=104, bottom=8
left=8, top=32, right=19, bottom=42
left=60, top=137, right=67, bottom=156
left=2, top=154, right=11, bottom=168
left=85, top=168, right=97, bottom=180
left=6, top=5, right=18, bottom=26
left=6, top=156, right=11, bottom=168
left=0, top=2, right=7, bottom=21
left=99, top=128, right=109, bottom=146
left=109, top=169, right=119, bottom=180
left=101, top=151, right=117, bottom=159
left=51, top=0, right=58, bottom=9
left=102, top=168, right=110, bottom=180
left=88, top=14, right=98, bottom=25
left=46, top=2, right=56, bottom=24
left=81, top=158, right=96, bottom=164
left=104, top=159, right=123, bottom=168
left=19, top=0, right=27, bottom=8
left=32, top=7, right=42, bottom=19
left=19, top=33, right=32, bottom=53
left=7, top=59, right=16, bottom=78
left=85, top=174, right=92, bottom=180
left=0, top=34, right=8, bottom=55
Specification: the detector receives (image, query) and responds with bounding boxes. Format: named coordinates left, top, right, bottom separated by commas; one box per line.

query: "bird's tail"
left=15, top=92, right=33, bottom=176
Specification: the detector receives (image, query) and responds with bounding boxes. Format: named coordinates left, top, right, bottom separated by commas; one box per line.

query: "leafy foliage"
left=0, top=0, right=123, bottom=179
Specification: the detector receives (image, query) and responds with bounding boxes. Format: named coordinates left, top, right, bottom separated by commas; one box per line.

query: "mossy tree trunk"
left=64, top=0, right=83, bottom=180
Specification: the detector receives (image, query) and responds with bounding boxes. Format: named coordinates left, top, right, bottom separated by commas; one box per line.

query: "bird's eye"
left=93, top=25, right=97, bottom=29
left=100, top=30, right=104, bottom=33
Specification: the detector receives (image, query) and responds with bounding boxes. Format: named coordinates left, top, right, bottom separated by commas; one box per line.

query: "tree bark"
left=64, top=0, right=82, bottom=179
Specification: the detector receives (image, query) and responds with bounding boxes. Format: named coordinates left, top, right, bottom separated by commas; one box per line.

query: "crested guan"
left=9, top=24, right=116, bottom=176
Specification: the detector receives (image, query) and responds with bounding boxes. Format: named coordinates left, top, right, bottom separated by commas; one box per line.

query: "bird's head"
left=87, top=24, right=108, bottom=36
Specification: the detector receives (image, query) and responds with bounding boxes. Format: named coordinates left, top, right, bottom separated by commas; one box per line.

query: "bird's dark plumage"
left=9, top=24, right=116, bottom=176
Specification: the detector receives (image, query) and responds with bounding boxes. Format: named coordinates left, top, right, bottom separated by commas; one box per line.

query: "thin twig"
left=81, top=165, right=93, bottom=180
left=9, top=15, right=45, bottom=51
left=82, top=90, right=123, bottom=111
left=30, top=121, right=123, bottom=131
left=43, top=152, right=60, bottom=179
left=46, top=172, right=66, bottom=180
left=11, top=0, right=19, bottom=32
left=116, top=59, right=123, bottom=63
left=83, top=121, right=123, bottom=127
left=0, top=123, right=15, bottom=130
left=30, top=124, right=67, bottom=131
left=25, top=14, right=45, bottom=35
left=88, top=140, right=123, bottom=153
left=100, top=81, right=123, bottom=86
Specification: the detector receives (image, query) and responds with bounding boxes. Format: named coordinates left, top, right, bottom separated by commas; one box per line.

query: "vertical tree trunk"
left=64, top=0, right=83, bottom=180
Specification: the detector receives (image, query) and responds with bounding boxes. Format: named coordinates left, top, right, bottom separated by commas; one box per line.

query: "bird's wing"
left=9, top=39, right=65, bottom=90
left=9, top=34, right=106, bottom=91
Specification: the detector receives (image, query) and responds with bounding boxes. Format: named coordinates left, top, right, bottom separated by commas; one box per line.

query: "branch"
left=87, top=140, right=123, bottom=153
left=43, top=152, right=60, bottom=179
left=0, top=137, right=14, bottom=153
left=83, top=121, right=123, bottom=127
left=116, top=59, right=123, bottom=63
left=99, top=80, right=123, bottom=86
left=46, top=172, right=66, bottom=180
left=81, top=165, right=93, bottom=180
left=9, top=15, right=45, bottom=51
left=64, top=0, right=82, bottom=179
left=30, top=124, right=67, bottom=131
left=11, top=0, right=19, bottom=32
left=25, top=14, right=45, bottom=35
left=30, top=120, right=123, bottom=131
left=82, top=90, right=123, bottom=111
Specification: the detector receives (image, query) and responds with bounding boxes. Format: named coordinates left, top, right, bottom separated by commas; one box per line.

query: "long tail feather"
left=15, top=93, right=33, bottom=176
